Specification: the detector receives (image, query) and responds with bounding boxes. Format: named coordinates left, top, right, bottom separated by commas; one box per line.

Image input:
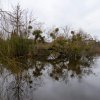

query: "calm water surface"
left=0, top=57, right=100, bottom=100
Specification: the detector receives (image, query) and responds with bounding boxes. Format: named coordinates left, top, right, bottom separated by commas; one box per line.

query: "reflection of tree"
left=0, top=56, right=95, bottom=99
left=2, top=71, right=44, bottom=100
left=7, top=73, right=24, bottom=100
left=32, top=61, right=46, bottom=77
left=49, top=57, right=94, bottom=81
left=0, top=59, right=44, bottom=100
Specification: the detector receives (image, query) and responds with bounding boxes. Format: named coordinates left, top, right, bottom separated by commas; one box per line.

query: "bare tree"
left=10, top=4, right=24, bottom=36
left=0, top=4, right=36, bottom=38
left=62, top=26, right=70, bottom=38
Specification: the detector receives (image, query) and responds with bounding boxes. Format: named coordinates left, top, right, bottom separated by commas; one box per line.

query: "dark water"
left=0, top=57, right=100, bottom=100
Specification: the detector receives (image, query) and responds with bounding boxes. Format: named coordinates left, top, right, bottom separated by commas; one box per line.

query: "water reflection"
left=0, top=56, right=98, bottom=100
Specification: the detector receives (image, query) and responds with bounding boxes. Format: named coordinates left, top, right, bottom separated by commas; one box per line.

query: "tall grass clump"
left=7, top=34, right=33, bottom=58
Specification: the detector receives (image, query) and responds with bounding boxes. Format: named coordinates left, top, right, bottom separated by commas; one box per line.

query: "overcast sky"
left=1, top=0, right=100, bottom=39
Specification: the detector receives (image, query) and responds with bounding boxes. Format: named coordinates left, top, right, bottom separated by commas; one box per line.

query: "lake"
left=0, top=56, right=100, bottom=100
